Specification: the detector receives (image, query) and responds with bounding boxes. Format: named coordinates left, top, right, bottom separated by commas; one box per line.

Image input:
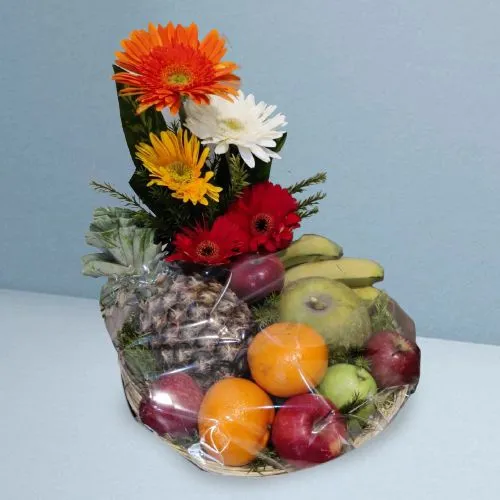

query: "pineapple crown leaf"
left=83, top=206, right=162, bottom=278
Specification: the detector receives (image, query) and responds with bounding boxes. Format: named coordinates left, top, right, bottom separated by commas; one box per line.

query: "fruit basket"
left=113, top=262, right=417, bottom=476
left=82, top=21, right=421, bottom=476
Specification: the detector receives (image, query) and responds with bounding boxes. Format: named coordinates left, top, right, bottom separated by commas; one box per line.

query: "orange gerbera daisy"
left=113, top=22, right=240, bottom=115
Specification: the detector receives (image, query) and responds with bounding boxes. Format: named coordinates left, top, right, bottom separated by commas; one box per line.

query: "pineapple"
left=136, top=272, right=254, bottom=389
left=83, top=208, right=254, bottom=388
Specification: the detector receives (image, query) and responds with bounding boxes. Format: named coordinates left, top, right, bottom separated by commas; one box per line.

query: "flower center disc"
left=221, top=118, right=245, bottom=132
left=252, top=213, right=274, bottom=235
left=166, top=161, right=193, bottom=183
left=163, top=66, right=193, bottom=87
left=196, top=240, right=219, bottom=259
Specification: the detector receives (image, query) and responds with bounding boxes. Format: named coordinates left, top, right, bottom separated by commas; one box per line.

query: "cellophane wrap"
left=100, top=258, right=420, bottom=476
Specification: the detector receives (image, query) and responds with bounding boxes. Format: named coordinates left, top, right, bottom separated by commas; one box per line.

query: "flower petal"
left=238, top=145, right=255, bottom=168
left=214, top=142, right=229, bottom=154
left=249, top=144, right=271, bottom=162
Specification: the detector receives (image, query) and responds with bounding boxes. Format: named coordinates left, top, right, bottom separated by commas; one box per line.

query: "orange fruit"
left=248, top=322, right=328, bottom=398
left=198, top=378, right=275, bottom=467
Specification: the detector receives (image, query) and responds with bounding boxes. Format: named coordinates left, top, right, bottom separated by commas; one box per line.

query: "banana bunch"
left=277, top=234, right=384, bottom=303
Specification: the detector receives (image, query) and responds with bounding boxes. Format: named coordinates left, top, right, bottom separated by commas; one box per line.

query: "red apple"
left=271, top=393, right=348, bottom=466
left=365, top=331, right=421, bottom=388
left=229, top=254, right=285, bottom=302
left=139, top=372, right=203, bottom=437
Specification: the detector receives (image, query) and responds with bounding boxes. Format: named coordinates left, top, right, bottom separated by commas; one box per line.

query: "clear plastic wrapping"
left=100, top=258, right=420, bottom=476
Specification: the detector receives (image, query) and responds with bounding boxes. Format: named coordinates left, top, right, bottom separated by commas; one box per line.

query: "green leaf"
left=213, top=149, right=232, bottom=191
left=273, top=132, right=287, bottom=153
left=113, top=65, right=167, bottom=170
left=248, top=132, right=288, bottom=183
left=248, top=160, right=271, bottom=183
left=113, top=65, right=173, bottom=216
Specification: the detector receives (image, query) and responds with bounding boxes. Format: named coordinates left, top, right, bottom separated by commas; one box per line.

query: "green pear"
left=278, top=277, right=371, bottom=349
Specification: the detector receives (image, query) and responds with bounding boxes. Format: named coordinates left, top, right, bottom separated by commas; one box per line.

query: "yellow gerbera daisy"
left=136, top=128, right=222, bottom=206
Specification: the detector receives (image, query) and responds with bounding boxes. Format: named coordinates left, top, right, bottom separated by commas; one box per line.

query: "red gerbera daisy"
left=227, top=182, right=301, bottom=253
left=166, top=216, right=248, bottom=266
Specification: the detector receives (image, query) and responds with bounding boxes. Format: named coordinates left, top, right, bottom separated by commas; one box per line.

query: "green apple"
left=319, top=363, right=378, bottom=421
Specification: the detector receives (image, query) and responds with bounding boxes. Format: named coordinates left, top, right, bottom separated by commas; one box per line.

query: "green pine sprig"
left=168, top=431, right=200, bottom=449
left=287, top=172, right=327, bottom=220
left=329, top=346, right=366, bottom=366
left=248, top=446, right=288, bottom=474
left=287, top=172, right=327, bottom=194
left=201, top=153, right=251, bottom=223
left=251, top=293, right=281, bottom=331
left=90, top=180, right=158, bottom=228
left=370, top=292, right=398, bottom=332
left=90, top=180, right=146, bottom=211
left=122, top=347, right=159, bottom=379
left=339, top=391, right=367, bottom=416
left=296, top=191, right=327, bottom=219
left=227, top=154, right=250, bottom=200
left=117, top=320, right=161, bottom=379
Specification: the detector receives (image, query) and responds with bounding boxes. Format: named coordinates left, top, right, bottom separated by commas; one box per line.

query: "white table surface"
left=1, top=289, right=499, bottom=500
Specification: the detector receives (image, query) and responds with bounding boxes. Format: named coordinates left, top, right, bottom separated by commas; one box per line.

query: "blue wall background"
left=1, top=0, right=499, bottom=345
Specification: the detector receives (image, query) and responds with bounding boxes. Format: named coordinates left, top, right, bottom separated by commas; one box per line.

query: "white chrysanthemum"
left=184, top=90, right=287, bottom=168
